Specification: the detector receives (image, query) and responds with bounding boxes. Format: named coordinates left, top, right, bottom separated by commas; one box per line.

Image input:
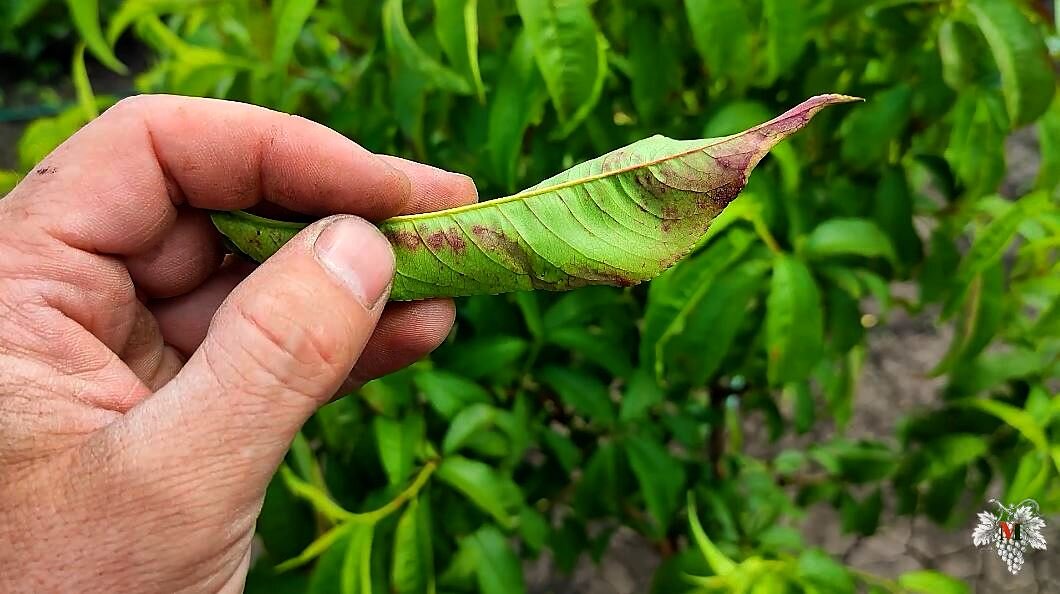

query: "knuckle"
left=212, top=288, right=350, bottom=404
left=103, top=94, right=153, bottom=119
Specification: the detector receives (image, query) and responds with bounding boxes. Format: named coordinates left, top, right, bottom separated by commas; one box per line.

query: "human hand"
left=0, top=96, right=477, bottom=593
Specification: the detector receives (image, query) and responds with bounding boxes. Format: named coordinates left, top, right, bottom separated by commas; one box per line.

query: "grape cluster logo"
left=972, top=498, right=1047, bottom=575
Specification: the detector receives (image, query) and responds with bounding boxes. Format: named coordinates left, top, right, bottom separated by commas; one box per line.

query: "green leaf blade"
left=212, top=95, right=858, bottom=301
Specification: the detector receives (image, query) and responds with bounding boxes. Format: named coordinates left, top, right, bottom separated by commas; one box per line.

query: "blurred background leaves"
left=1, top=0, right=1057, bottom=592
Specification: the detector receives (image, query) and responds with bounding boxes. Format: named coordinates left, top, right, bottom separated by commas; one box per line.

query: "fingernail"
left=314, top=217, right=395, bottom=308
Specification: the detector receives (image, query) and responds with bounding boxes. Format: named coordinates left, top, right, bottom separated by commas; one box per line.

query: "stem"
left=708, top=384, right=727, bottom=478
left=347, top=461, right=437, bottom=524
left=751, top=212, right=782, bottom=254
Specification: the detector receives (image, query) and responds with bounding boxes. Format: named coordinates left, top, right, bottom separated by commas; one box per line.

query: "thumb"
left=105, top=215, right=394, bottom=504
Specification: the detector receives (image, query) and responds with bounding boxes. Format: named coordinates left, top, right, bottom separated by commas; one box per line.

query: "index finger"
left=14, top=95, right=415, bottom=256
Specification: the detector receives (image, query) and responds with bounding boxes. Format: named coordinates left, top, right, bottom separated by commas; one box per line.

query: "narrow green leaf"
left=541, top=428, right=581, bottom=473
left=212, top=96, right=857, bottom=301
left=272, top=0, right=318, bottom=71
left=513, top=291, right=544, bottom=340
left=766, top=255, right=824, bottom=385
left=960, top=399, right=1048, bottom=452
left=796, top=549, right=855, bottom=593
left=546, top=327, right=633, bottom=378
left=967, top=0, right=1055, bottom=126
left=414, top=369, right=492, bottom=420
left=642, top=227, right=756, bottom=377
left=1036, top=95, right=1060, bottom=192
left=933, top=263, right=1004, bottom=374
left=435, top=456, right=522, bottom=527
left=374, top=414, right=425, bottom=486
left=487, top=31, right=547, bottom=192
left=391, top=497, right=432, bottom=594
left=628, top=9, right=679, bottom=123
left=873, top=167, right=922, bottom=270
left=538, top=366, right=614, bottom=425
left=0, top=171, right=22, bottom=196
left=279, top=466, right=353, bottom=525
left=72, top=43, right=98, bottom=121
left=434, top=0, right=485, bottom=101
left=684, top=0, right=753, bottom=88
left=277, top=523, right=352, bottom=573
left=340, top=523, right=374, bottom=594
left=106, top=0, right=213, bottom=45
left=65, top=0, right=127, bottom=73
left=762, top=0, right=808, bottom=83
left=469, top=526, right=527, bottom=594
left=686, top=492, right=737, bottom=575
left=516, top=0, right=608, bottom=136
left=945, top=93, right=1006, bottom=197
left=625, top=435, right=686, bottom=536
left=898, top=570, right=970, bottom=594
left=937, top=17, right=993, bottom=90
left=663, top=258, right=771, bottom=385
left=839, top=84, right=912, bottom=168
left=442, top=403, right=497, bottom=454
left=383, top=0, right=472, bottom=94
left=619, top=368, right=664, bottom=422
left=802, top=218, right=897, bottom=264
left=944, top=192, right=1044, bottom=317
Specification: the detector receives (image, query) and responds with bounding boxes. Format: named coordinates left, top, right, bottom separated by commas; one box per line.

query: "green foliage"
left=6, top=0, right=1058, bottom=592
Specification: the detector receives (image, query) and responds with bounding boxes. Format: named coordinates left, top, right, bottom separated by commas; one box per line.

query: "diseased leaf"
left=766, top=254, right=824, bottom=385
left=212, top=95, right=856, bottom=301
left=516, top=0, right=607, bottom=136
left=966, top=0, right=1055, bottom=127
left=434, top=0, right=485, bottom=101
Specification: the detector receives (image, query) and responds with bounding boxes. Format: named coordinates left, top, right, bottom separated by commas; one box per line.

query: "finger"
left=153, top=269, right=454, bottom=382
left=107, top=215, right=395, bottom=504
left=16, top=94, right=414, bottom=257
left=350, top=299, right=455, bottom=383
left=150, top=259, right=254, bottom=356
left=378, top=155, right=479, bottom=214
left=124, top=208, right=224, bottom=299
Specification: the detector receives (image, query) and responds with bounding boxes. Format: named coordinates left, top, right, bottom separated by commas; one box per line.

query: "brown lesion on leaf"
left=385, top=228, right=423, bottom=251
left=471, top=224, right=534, bottom=276
left=423, top=227, right=467, bottom=253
